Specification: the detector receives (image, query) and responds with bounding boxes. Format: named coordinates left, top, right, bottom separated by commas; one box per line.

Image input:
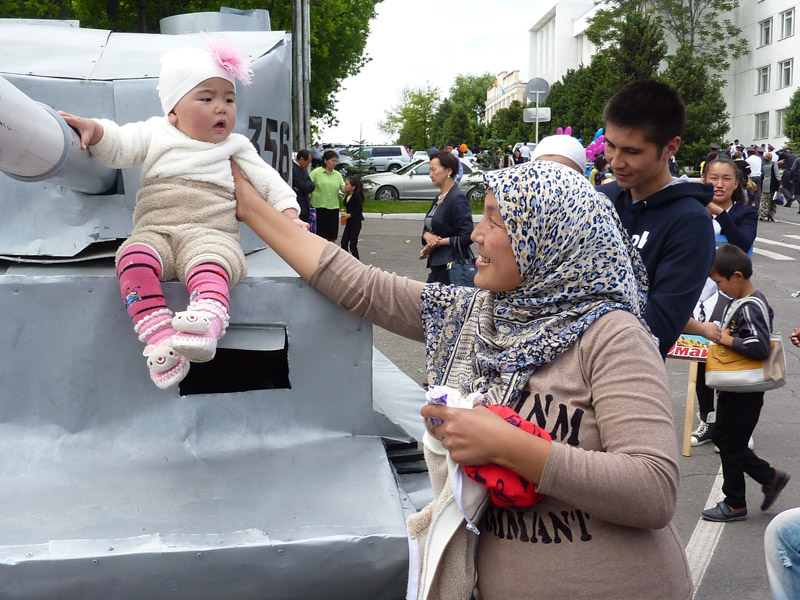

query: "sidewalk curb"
left=365, top=213, right=481, bottom=222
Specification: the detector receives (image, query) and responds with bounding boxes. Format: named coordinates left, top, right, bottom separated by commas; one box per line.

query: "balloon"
left=557, top=127, right=564, bottom=135
left=577, top=138, right=582, bottom=144
left=459, top=143, right=468, bottom=153
left=597, top=135, right=604, bottom=144
left=565, top=126, right=572, bottom=136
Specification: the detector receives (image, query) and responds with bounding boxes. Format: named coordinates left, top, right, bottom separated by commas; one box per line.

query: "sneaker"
left=761, top=470, right=790, bottom=511
left=701, top=501, right=748, bottom=522
left=691, top=420, right=714, bottom=446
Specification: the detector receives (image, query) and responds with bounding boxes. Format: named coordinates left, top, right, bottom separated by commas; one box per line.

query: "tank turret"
left=0, top=75, right=117, bottom=194
left=0, top=12, right=426, bottom=599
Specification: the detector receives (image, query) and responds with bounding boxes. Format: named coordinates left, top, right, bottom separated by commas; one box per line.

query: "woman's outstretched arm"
left=233, top=160, right=326, bottom=279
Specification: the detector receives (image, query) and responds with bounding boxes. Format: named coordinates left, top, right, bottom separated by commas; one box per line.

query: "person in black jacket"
left=777, top=150, right=798, bottom=208
left=597, top=80, right=716, bottom=358
left=292, top=149, right=315, bottom=223
left=421, top=151, right=474, bottom=284
left=340, top=175, right=364, bottom=260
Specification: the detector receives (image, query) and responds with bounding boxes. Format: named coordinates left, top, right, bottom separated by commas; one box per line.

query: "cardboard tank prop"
left=0, top=10, right=429, bottom=599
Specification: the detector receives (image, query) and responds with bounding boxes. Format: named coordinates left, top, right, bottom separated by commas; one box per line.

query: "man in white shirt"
left=745, top=146, right=763, bottom=208
left=519, top=142, right=531, bottom=162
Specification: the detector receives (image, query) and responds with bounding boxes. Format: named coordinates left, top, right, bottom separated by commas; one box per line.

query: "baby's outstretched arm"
left=58, top=111, right=104, bottom=149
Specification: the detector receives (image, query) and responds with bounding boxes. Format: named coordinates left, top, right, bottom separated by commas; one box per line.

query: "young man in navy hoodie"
left=597, top=80, right=715, bottom=358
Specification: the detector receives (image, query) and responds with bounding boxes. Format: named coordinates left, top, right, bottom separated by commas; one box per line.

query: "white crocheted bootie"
left=170, top=299, right=229, bottom=363
left=143, top=341, right=189, bottom=389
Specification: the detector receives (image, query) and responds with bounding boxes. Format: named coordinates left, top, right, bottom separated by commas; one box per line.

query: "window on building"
left=760, top=18, right=773, bottom=46
left=777, top=109, right=787, bottom=138
left=755, top=112, right=769, bottom=140
left=758, top=66, right=770, bottom=93
left=780, top=8, right=795, bottom=39
left=779, top=59, right=793, bottom=88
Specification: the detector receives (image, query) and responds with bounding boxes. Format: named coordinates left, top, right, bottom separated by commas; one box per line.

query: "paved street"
left=350, top=202, right=800, bottom=600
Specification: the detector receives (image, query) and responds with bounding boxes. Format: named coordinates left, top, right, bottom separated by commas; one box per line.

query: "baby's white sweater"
left=91, top=116, right=299, bottom=214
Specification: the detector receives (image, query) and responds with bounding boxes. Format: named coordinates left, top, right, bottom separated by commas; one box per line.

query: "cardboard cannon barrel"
left=0, top=75, right=117, bottom=194
left=0, top=12, right=429, bottom=599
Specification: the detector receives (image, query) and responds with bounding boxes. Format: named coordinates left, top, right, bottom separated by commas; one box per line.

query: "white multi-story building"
left=526, top=0, right=800, bottom=148
left=484, top=70, right=528, bottom=124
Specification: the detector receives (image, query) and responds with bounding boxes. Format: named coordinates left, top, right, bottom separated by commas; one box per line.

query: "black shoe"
left=691, top=420, right=714, bottom=446
left=702, top=501, right=748, bottom=522
left=761, top=470, right=790, bottom=511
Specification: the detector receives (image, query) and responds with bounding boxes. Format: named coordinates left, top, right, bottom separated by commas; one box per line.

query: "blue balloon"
left=577, top=138, right=583, bottom=144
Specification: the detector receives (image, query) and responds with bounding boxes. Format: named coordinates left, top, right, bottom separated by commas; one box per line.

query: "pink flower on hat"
left=202, top=32, right=253, bottom=86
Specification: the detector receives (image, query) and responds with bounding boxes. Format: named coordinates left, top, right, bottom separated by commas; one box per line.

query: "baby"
left=60, top=36, right=302, bottom=389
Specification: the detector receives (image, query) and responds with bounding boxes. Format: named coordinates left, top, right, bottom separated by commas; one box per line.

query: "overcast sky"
left=318, top=0, right=536, bottom=146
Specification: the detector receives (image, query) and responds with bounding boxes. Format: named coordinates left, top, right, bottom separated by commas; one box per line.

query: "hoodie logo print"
left=630, top=231, right=650, bottom=249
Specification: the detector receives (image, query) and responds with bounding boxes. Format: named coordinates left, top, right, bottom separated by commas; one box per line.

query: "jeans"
left=765, top=507, right=800, bottom=599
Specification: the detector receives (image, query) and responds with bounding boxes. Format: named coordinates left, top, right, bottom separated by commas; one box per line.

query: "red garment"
left=463, top=405, right=551, bottom=507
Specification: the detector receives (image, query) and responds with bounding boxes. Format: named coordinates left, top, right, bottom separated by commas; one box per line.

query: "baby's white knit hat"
left=531, top=135, right=587, bottom=173
left=157, top=35, right=253, bottom=115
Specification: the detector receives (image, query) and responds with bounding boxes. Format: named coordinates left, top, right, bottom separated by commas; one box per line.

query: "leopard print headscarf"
left=420, top=161, right=652, bottom=406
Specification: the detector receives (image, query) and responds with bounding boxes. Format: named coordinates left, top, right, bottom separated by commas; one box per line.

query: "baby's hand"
left=292, top=218, right=311, bottom=231
left=58, top=111, right=104, bottom=149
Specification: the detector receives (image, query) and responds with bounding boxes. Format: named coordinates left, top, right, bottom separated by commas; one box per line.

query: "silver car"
left=364, top=158, right=486, bottom=202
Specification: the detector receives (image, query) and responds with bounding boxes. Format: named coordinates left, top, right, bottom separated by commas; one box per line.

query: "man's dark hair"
left=713, top=243, right=752, bottom=279
left=429, top=151, right=459, bottom=178
left=296, top=149, right=311, bottom=161
left=603, top=80, right=687, bottom=150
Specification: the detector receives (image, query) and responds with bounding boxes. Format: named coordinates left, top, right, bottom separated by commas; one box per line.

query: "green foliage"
left=605, top=11, right=666, bottom=84
left=379, top=85, right=440, bottom=150
left=540, top=54, right=617, bottom=142
left=382, top=72, right=493, bottom=149
left=448, top=73, right=495, bottom=124
left=486, top=100, right=533, bottom=146
left=442, top=105, right=471, bottom=147
left=587, top=0, right=746, bottom=73
left=660, top=44, right=729, bottom=170
left=0, top=0, right=381, bottom=126
left=784, top=88, right=800, bottom=152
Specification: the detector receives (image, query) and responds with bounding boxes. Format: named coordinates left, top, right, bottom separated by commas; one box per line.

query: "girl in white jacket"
left=60, top=36, right=302, bottom=389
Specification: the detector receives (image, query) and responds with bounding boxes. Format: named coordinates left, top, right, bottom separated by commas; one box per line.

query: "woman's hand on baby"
left=58, top=111, right=103, bottom=149
left=421, top=404, right=509, bottom=465
left=231, top=160, right=258, bottom=223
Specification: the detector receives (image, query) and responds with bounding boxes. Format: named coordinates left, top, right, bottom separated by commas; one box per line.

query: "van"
left=339, top=145, right=412, bottom=172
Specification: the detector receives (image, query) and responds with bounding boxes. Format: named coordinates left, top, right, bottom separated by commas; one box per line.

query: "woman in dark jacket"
left=420, top=151, right=474, bottom=284
left=340, top=175, right=364, bottom=259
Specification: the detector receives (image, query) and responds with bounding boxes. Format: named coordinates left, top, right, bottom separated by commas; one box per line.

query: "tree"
left=540, top=54, right=615, bottom=142
left=378, top=84, right=440, bottom=150
left=487, top=100, right=533, bottom=146
left=587, top=0, right=746, bottom=73
left=604, top=11, right=667, bottom=85
left=783, top=88, right=800, bottom=152
left=448, top=73, right=494, bottom=125
left=0, top=0, right=381, bottom=126
left=442, top=105, right=471, bottom=147
left=660, top=44, right=729, bottom=171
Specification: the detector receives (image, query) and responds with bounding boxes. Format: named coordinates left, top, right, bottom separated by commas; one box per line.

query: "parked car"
left=338, top=145, right=412, bottom=172
left=363, top=158, right=486, bottom=202
left=412, top=150, right=429, bottom=161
